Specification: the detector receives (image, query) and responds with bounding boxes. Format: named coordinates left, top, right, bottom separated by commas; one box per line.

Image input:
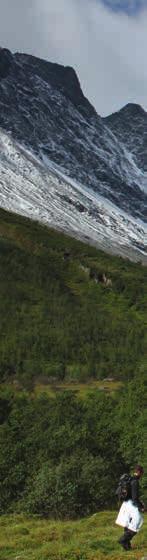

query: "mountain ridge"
left=0, top=47, right=146, bottom=262
left=104, top=102, right=147, bottom=172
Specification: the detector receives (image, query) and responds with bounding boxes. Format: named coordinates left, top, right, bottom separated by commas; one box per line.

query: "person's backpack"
left=116, top=473, right=132, bottom=501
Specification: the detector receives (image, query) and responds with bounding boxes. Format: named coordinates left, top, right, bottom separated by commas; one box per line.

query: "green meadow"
left=0, top=512, right=146, bottom=560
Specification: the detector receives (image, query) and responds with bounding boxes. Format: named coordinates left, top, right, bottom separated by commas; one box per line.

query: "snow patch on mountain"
left=0, top=49, right=146, bottom=262
left=0, top=50, right=146, bottom=224
left=0, top=129, right=146, bottom=263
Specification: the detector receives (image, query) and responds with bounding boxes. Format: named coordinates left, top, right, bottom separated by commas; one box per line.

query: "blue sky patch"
left=100, top=0, right=146, bottom=15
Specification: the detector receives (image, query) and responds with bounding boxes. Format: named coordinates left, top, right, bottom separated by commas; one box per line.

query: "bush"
left=25, top=454, right=115, bottom=518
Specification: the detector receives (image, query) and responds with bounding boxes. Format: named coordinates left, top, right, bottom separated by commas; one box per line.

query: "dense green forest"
left=0, top=208, right=146, bottom=517
left=0, top=373, right=146, bottom=516
left=0, top=208, right=146, bottom=384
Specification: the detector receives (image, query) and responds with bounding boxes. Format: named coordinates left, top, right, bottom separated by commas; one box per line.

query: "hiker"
left=116, top=465, right=145, bottom=551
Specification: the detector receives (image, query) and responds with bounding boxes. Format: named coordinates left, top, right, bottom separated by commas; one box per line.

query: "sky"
left=102, top=0, right=147, bottom=15
left=0, top=0, right=147, bottom=116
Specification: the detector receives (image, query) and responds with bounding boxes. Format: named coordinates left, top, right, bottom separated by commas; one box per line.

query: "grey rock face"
left=104, top=103, right=147, bottom=171
left=0, top=51, right=146, bottom=221
left=0, top=48, right=14, bottom=79
left=0, top=49, right=146, bottom=261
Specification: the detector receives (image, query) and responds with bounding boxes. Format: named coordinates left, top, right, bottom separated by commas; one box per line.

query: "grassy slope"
left=0, top=379, right=123, bottom=399
left=0, top=513, right=146, bottom=560
left=33, top=379, right=123, bottom=398
left=0, top=208, right=147, bottom=385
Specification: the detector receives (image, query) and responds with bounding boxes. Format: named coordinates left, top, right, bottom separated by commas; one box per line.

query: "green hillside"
left=0, top=208, right=146, bottom=386
left=0, top=512, right=146, bottom=560
left=0, top=209, right=146, bottom=518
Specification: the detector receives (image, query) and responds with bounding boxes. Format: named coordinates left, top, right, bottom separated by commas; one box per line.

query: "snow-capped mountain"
left=0, top=47, right=146, bottom=262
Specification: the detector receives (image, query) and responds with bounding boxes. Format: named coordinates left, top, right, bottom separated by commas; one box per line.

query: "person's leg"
left=125, top=529, right=136, bottom=549
left=119, top=528, right=129, bottom=550
left=119, top=528, right=136, bottom=550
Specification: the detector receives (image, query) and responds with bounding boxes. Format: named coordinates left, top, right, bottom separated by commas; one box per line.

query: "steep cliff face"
left=0, top=49, right=146, bottom=261
left=104, top=103, right=147, bottom=172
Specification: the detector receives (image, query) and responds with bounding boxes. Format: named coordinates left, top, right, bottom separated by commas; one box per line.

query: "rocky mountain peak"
left=109, top=103, right=146, bottom=119
left=0, top=49, right=146, bottom=262
left=104, top=102, right=147, bottom=171
left=14, top=52, right=96, bottom=118
left=0, top=48, right=14, bottom=79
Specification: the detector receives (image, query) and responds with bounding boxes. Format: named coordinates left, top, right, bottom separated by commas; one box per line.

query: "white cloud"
left=0, top=0, right=147, bottom=115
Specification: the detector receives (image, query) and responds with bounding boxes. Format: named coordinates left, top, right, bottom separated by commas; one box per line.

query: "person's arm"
left=131, top=478, right=144, bottom=510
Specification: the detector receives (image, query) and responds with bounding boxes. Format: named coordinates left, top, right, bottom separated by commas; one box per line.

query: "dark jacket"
left=131, top=476, right=143, bottom=510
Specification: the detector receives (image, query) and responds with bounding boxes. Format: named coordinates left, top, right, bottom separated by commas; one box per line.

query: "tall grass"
left=0, top=512, right=146, bottom=560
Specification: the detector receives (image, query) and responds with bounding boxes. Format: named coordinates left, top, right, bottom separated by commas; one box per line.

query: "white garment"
left=116, top=499, right=143, bottom=533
